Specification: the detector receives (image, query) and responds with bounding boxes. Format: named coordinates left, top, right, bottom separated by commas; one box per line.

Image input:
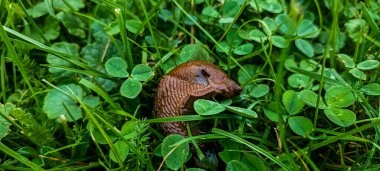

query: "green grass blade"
left=0, top=142, right=44, bottom=171
left=17, top=0, right=50, bottom=45
left=137, top=0, right=162, bottom=64
left=76, top=98, right=124, bottom=166
left=115, top=8, right=134, bottom=71
left=311, top=119, right=380, bottom=150
left=213, top=0, right=249, bottom=51
left=212, top=128, right=290, bottom=170
left=4, top=27, right=107, bottom=77
left=145, top=114, right=243, bottom=123
left=362, top=2, right=380, bottom=37
left=0, top=25, right=40, bottom=107
left=0, top=49, right=6, bottom=102
left=40, top=64, right=109, bottom=78
left=93, top=112, right=147, bottom=164
left=79, top=78, right=119, bottom=110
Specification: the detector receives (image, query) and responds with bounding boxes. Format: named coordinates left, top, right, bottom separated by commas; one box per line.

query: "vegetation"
left=0, top=0, right=380, bottom=170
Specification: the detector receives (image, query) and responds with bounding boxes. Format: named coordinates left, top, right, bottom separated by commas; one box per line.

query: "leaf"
left=345, top=19, right=368, bottom=43
left=109, top=140, right=129, bottom=163
left=131, top=64, right=153, bottom=81
left=120, top=78, right=142, bottom=99
left=82, top=96, right=101, bottom=108
left=218, top=139, right=241, bottom=163
left=259, top=20, right=272, bottom=36
left=93, top=68, right=118, bottom=92
left=87, top=122, right=118, bottom=144
left=282, top=90, right=305, bottom=115
left=237, top=64, right=258, bottom=85
left=335, top=32, right=347, bottom=50
left=250, top=0, right=282, bottom=13
left=300, top=60, right=316, bottom=71
left=275, top=14, right=296, bottom=36
left=184, top=15, right=198, bottom=26
left=288, top=74, right=310, bottom=89
left=161, top=134, right=189, bottom=170
left=249, top=0, right=265, bottom=12
left=56, top=12, right=86, bottom=38
left=195, top=0, right=205, bottom=4
left=298, top=90, right=326, bottom=109
left=226, top=160, right=250, bottom=171
left=187, top=168, right=206, bottom=171
left=263, top=102, right=287, bottom=122
left=238, top=30, right=250, bottom=40
left=17, top=147, right=38, bottom=158
left=105, top=22, right=120, bottom=35
left=271, top=35, right=289, bottom=48
left=216, top=41, right=231, bottom=53
left=284, top=58, right=298, bottom=72
left=27, top=2, right=49, bottom=18
left=337, top=54, right=355, bottom=69
left=219, top=17, right=235, bottom=24
left=227, top=30, right=243, bottom=47
left=225, top=106, right=258, bottom=118
left=357, top=60, right=379, bottom=70
left=241, top=154, right=268, bottom=171
left=349, top=68, right=367, bottom=80
left=46, top=42, right=79, bottom=76
left=288, top=116, right=313, bottom=137
left=120, top=121, right=139, bottom=138
left=324, top=107, right=356, bottom=127
left=361, top=83, right=380, bottom=96
left=158, top=9, right=173, bottom=21
left=325, top=86, right=356, bottom=108
left=43, top=84, right=83, bottom=122
left=222, top=1, right=240, bottom=18
left=0, top=103, right=15, bottom=140
left=202, top=6, right=218, bottom=18
left=194, top=99, right=226, bottom=115
left=304, top=11, right=315, bottom=21
left=219, top=98, right=233, bottom=106
left=83, top=23, right=121, bottom=92
left=42, top=16, right=61, bottom=41
left=249, top=29, right=267, bottom=42
left=296, top=20, right=319, bottom=38
left=25, top=16, right=60, bottom=43
left=263, top=17, right=277, bottom=32
left=162, top=44, right=194, bottom=72
left=83, top=22, right=123, bottom=67
left=233, top=43, right=254, bottom=55
left=125, top=20, right=144, bottom=34
left=249, top=84, right=269, bottom=98
left=0, top=103, right=16, bottom=116
left=261, top=1, right=282, bottom=13
left=53, top=0, right=85, bottom=11
left=295, top=39, right=314, bottom=58
left=180, top=44, right=214, bottom=63
left=105, top=57, right=129, bottom=78
left=312, top=42, right=324, bottom=55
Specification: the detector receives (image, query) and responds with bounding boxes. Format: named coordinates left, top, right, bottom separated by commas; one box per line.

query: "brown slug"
left=155, top=60, right=242, bottom=136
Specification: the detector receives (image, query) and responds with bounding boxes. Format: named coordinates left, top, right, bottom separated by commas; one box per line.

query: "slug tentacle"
left=155, top=60, right=242, bottom=136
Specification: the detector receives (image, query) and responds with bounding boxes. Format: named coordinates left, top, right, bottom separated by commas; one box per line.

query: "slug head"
left=168, top=61, right=242, bottom=97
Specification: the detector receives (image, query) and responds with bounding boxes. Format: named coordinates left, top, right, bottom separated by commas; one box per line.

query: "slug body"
left=155, top=60, right=242, bottom=136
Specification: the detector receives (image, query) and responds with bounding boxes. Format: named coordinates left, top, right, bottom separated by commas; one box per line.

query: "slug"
left=155, top=60, right=242, bottom=136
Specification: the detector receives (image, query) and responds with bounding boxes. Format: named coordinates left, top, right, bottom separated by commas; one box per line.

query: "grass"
left=0, top=0, right=380, bottom=170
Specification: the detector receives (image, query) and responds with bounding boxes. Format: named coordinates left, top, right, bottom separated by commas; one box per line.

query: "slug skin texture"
left=155, top=60, right=242, bottom=136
